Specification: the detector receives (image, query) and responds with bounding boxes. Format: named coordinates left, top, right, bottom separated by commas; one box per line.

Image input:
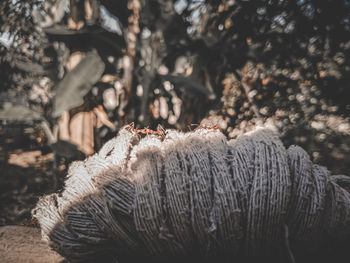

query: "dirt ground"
left=0, top=124, right=67, bottom=262
left=0, top=225, right=64, bottom=263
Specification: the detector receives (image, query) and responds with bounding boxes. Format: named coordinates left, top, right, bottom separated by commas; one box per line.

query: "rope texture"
left=32, top=127, right=350, bottom=262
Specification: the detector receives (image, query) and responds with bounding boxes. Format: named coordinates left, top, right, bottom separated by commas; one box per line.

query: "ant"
left=20, top=220, right=38, bottom=227
left=126, top=122, right=165, bottom=136
left=190, top=124, right=220, bottom=131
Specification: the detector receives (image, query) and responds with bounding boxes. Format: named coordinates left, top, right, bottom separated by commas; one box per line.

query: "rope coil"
left=32, top=126, right=350, bottom=262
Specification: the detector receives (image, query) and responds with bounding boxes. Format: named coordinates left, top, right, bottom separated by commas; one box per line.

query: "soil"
left=0, top=123, right=67, bottom=262
left=0, top=225, right=64, bottom=263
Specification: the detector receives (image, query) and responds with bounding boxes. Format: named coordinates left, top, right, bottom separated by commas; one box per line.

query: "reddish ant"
left=20, top=220, right=38, bottom=227
left=126, top=122, right=165, bottom=136
left=190, top=124, right=220, bottom=131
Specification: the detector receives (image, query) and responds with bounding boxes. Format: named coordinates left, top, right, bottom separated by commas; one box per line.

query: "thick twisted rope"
left=32, top=126, right=350, bottom=262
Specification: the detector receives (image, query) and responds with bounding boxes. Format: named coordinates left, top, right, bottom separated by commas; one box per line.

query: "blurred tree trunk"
left=120, top=0, right=140, bottom=122
left=68, top=0, right=85, bottom=30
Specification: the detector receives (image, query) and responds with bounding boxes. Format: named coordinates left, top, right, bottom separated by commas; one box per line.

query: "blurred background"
left=0, top=0, right=349, bottom=226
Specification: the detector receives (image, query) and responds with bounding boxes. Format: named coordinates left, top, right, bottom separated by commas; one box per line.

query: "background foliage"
left=0, top=0, right=350, bottom=174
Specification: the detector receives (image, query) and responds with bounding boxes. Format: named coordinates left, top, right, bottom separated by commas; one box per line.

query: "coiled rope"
left=32, top=126, right=350, bottom=262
